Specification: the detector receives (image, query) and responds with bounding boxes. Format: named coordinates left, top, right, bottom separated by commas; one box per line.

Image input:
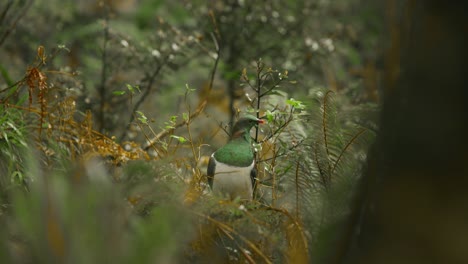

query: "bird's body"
left=207, top=116, right=264, bottom=200
left=209, top=155, right=255, bottom=200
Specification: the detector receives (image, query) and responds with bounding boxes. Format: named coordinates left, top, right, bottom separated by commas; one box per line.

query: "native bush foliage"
left=0, top=1, right=380, bottom=263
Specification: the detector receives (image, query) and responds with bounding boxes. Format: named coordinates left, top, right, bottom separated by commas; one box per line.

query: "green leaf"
left=126, top=84, right=140, bottom=94
left=113, top=90, right=126, bottom=96
left=136, top=111, right=148, bottom=124
left=57, top=44, right=70, bottom=52
left=265, top=110, right=275, bottom=123
left=170, top=135, right=187, bottom=143
left=2, top=132, right=9, bottom=145
left=253, top=142, right=262, bottom=152
left=286, top=98, right=306, bottom=110
left=182, top=112, right=189, bottom=122
left=278, top=71, right=289, bottom=80
left=11, top=171, right=23, bottom=183
left=185, top=84, right=195, bottom=93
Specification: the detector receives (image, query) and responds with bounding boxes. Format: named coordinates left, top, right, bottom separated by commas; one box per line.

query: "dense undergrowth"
left=0, top=51, right=375, bottom=263
left=0, top=1, right=380, bottom=263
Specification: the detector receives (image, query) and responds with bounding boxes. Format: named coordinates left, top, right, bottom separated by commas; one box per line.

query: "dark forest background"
left=0, top=0, right=466, bottom=263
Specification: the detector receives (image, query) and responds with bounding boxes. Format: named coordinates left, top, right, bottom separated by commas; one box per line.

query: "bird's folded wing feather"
left=250, top=166, right=257, bottom=191
left=207, top=155, right=216, bottom=188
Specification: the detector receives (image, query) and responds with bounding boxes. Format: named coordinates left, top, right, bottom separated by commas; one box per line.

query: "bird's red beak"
left=258, top=119, right=265, bottom=124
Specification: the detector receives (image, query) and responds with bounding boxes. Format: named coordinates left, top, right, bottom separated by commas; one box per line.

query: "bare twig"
left=254, top=60, right=263, bottom=142
left=118, top=54, right=170, bottom=141
left=0, top=0, right=34, bottom=47
left=258, top=138, right=305, bottom=163
left=259, top=110, right=294, bottom=144
left=234, top=240, right=256, bottom=264
left=0, top=0, right=13, bottom=25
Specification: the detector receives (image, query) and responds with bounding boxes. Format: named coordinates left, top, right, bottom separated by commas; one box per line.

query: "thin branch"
left=133, top=113, right=164, bottom=157
left=143, top=29, right=221, bottom=151
left=207, top=32, right=220, bottom=97
left=118, top=54, right=170, bottom=141
left=209, top=10, right=221, bottom=42
left=133, top=55, right=169, bottom=114
left=258, top=139, right=305, bottom=163
left=0, top=0, right=34, bottom=47
left=259, top=111, right=294, bottom=144
left=254, top=60, right=262, bottom=142
left=236, top=243, right=256, bottom=264
left=98, top=7, right=110, bottom=133
left=259, top=77, right=282, bottom=98
left=0, top=0, right=13, bottom=25
left=142, top=90, right=208, bottom=150
left=0, top=77, right=24, bottom=95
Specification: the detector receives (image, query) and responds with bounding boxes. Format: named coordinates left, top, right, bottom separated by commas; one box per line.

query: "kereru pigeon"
left=207, top=115, right=265, bottom=200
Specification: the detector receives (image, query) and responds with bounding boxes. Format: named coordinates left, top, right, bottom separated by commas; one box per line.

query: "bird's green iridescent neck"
left=214, top=135, right=254, bottom=167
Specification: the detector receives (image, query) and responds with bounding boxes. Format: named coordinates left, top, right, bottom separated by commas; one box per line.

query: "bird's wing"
left=250, top=165, right=257, bottom=193
left=207, top=155, right=216, bottom=189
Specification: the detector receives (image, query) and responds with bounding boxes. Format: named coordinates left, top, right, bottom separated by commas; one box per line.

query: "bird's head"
left=231, top=115, right=265, bottom=139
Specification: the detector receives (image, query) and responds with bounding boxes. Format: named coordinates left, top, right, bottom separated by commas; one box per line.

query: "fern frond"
left=322, top=90, right=334, bottom=165
left=313, top=141, right=329, bottom=188
left=331, top=128, right=367, bottom=174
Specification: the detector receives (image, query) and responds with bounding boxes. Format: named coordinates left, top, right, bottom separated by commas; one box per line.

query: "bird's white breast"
left=211, top=156, right=254, bottom=200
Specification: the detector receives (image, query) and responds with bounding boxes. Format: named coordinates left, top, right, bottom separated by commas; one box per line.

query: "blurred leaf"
left=265, top=110, right=275, bottom=123
left=113, top=90, right=126, bottom=96
left=286, top=98, right=306, bottom=110
left=170, top=135, right=187, bottom=143
left=126, top=84, right=141, bottom=94
left=136, top=111, right=148, bottom=124
left=182, top=112, right=189, bottom=122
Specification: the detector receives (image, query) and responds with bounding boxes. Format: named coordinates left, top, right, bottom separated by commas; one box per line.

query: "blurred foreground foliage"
left=0, top=0, right=381, bottom=263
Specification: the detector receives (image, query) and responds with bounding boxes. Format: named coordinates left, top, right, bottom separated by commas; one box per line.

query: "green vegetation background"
left=9, top=0, right=465, bottom=263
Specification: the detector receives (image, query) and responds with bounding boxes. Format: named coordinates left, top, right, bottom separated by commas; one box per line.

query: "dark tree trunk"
left=342, top=1, right=468, bottom=263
